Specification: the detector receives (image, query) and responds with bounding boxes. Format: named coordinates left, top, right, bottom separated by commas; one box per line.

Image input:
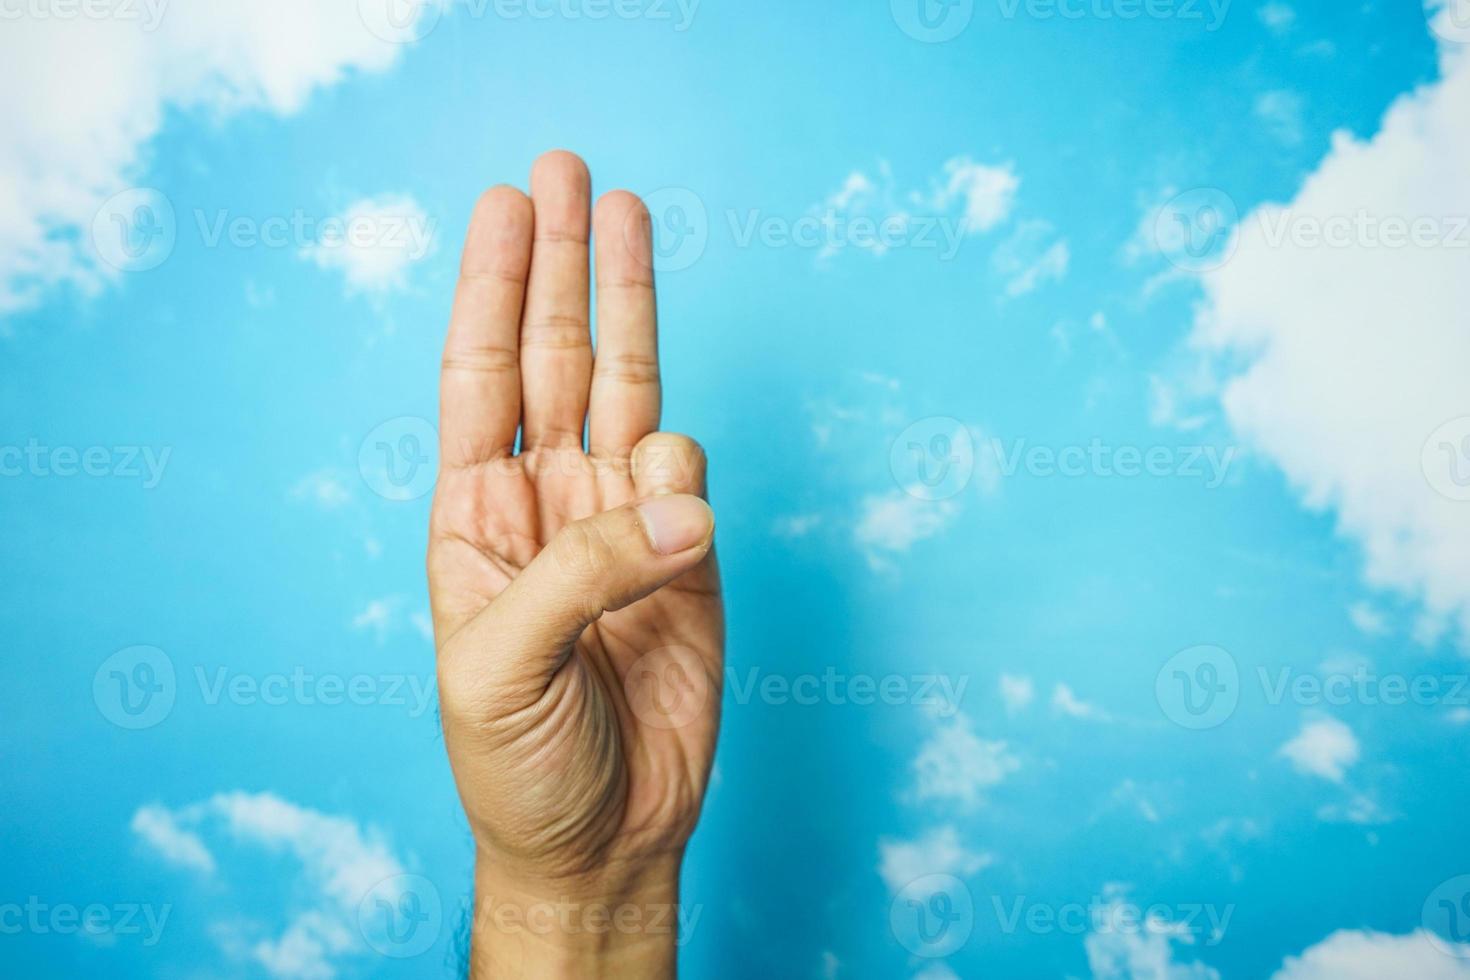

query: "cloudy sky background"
left=3, top=0, right=1470, bottom=977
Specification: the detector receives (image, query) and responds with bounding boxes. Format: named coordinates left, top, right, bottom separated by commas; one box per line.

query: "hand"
left=427, top=151, right=724, bottom=978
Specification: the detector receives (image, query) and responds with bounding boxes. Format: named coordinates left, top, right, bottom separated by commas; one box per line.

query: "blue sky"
left=3, top=0, right=1470, bottom=977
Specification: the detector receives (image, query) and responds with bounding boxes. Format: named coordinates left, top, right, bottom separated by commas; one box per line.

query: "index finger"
left=439, top=185, right=532, bottom=467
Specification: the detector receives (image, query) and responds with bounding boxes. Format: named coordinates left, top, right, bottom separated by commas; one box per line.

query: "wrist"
left=467, top=850, right=687, bottom=979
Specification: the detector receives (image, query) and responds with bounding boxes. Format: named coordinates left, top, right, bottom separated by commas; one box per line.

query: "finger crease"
left=459, top=268, right=527, bottom=286
left=443, top=347, right=519, bottom=373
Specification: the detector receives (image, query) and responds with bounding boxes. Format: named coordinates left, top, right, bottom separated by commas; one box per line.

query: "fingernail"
left=636, top=495, right=713, bottom=555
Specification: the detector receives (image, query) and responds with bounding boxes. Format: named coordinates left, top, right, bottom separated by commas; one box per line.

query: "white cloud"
left=1258, top=2, right=1296, bottom=33
left=1316, top=792, right=1393, bottom=825
left=877, top=825, right=991, bottom=892
left=349, top=596, right=432, bottom=645
left=812, top=157, right=1018, bottom=260
left=1271, top=930, right=1470, bottom=979
left=1051, top=311, right=1122, bottom=360
left=1085, top=885, right=1220, bottom=980
left=1254, top=89, right=1306, bottom=145
left=827, top=171, right=878, bottom=211
left=923, top=156, right=1021, bottom=234
left=131, top=804, right=215, bottom=874
left=1104, top=779, right=1161, bottom=824
left=1278, top=717, right=1359, bottom=782
left=1348, top=601, right=1388, bottom=636
left=291, top=469, right=354, bottom=510
left=0, top=0, right=434, bottom=316
left=1189, top=40, right=1470, bottom=648
left=854, top=490, right=958, bottom=566
left=253, top=910, right=355, bottom=980
left=912, top=713, right=1021, bottom=807
left=1053, top=683, right=1114, bottom=722
left=993, top=219, right=1070, bottom=297
left=1149, top=374, right=1211, bottom=432
left=774, top=513, right=824, bottom=538
left=351, top=597, right=397, bottom=643
left=912, top=966, right=962, bottom=980
left=298, top=194, right=434, bottom=295
left=999, top=673, right=1035, bottom=714
left=133, top=791, right=408, bottom=980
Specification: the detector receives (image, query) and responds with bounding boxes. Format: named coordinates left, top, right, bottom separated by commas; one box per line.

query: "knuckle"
left=596, top=352, right=660, bottom=386
left=441, top=344, right=518, bottom=375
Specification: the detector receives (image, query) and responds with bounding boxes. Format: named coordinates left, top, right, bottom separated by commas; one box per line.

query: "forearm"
left=467, top=853, right=685, bottom=979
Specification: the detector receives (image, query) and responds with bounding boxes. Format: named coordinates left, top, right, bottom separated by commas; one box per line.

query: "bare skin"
left=428, top=151, right=724, bottom=978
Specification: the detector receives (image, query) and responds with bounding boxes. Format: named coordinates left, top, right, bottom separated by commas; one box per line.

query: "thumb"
left=458, top=494, right=714, bottom=682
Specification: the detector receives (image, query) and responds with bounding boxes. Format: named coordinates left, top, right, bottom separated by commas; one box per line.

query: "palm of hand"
left=428, top=153, right=723, bottom=882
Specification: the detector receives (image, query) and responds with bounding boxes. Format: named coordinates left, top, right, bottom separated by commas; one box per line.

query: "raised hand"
left=427, top=151, right=723, bottom=978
